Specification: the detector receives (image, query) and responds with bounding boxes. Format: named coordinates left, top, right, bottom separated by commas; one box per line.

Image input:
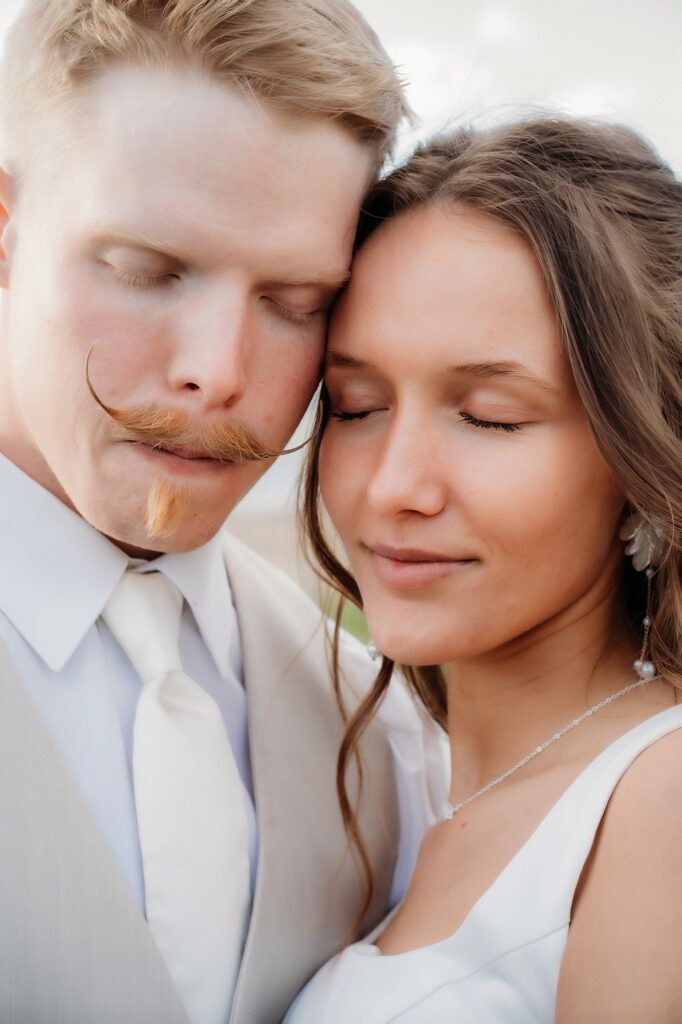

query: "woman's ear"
left=0, top=166, right=16, bottom=290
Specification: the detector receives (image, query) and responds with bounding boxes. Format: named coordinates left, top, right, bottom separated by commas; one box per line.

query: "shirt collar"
left=0, top=455, right=235, bottom=676
left=139, top=536, right=235, bottom=679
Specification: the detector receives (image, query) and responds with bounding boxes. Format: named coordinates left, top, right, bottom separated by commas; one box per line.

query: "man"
left=0, top=2, right=444, bottom=1023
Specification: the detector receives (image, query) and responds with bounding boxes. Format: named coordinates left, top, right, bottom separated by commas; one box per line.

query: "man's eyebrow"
left=449, top=361, right=558, bottom=394
left=92, top=226, right=187, bottom=262
left=94, top=227, right=351, bottom=290
left=265, top=270, right=351, bottom=290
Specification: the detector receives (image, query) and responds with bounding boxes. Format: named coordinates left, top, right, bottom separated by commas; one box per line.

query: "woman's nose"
left=366, top=414, right=448, bottom=518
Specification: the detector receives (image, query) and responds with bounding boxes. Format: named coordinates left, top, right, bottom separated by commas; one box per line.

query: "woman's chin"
left=368, top=631, right=450, bottom=669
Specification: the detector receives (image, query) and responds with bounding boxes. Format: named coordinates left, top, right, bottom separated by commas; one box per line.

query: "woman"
left=286, top=117, right=682, bottom=1021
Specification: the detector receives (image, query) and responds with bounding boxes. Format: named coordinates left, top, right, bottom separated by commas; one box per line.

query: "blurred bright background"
left=361, top=0, right=681, bottom=172
left=1, top=0, right=679, bottom=594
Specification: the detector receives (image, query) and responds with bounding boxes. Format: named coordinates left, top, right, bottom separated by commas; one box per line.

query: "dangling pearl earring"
left=367, top=640, right=381, bottom=661
left=633, top=567, right=657, bottom=681
left=619, top=511, right=665, bottom=680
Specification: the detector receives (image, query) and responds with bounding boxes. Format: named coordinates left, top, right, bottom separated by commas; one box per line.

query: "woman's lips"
left=367, top=545, right=474, bottom=589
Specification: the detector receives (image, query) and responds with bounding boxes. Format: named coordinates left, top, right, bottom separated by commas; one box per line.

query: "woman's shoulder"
left=607, top=711, right=682, bottom=804
left=556, top=704, right=682, bottom=1023
left=595, top=704, right=682, bottom=837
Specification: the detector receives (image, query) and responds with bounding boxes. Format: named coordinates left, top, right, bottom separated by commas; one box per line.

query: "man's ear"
left=0, top=166, right=16, bottom=290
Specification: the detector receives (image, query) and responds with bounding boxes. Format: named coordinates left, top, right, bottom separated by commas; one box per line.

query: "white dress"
left=285, top=704, right=682, bottom=1024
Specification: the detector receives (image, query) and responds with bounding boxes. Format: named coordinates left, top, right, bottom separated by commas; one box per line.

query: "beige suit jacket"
left=0, top=532, right=402, bottom=1023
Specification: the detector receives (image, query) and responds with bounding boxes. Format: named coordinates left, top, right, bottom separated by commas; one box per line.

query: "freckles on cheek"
left=319, top=430, right=357, bottom=475
left=318, top=441, right=350, bottom=500
left=501, top=484, right=585, bottom=572
left=50, top=260, right=98, bottom=319
left=279, top=352, right=321, bottom=392
left=46, top=289, right=112, bottom=370
left=320, top=458, right=367, bottom=543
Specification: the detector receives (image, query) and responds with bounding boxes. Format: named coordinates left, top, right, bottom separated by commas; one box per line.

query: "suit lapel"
left=0, top=639, right=190, bottom=1024
left=223, top=535, right=399, bottom=1024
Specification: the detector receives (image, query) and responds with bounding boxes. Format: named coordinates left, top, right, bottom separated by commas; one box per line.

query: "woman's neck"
left=444, top=588, right=640, bottom=802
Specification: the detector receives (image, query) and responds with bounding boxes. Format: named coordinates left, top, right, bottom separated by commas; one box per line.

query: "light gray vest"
left=0, top=533, right=400, bottom=1024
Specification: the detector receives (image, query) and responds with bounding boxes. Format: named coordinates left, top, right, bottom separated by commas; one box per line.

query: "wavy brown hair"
left=300, top=115, right=682, bottom=939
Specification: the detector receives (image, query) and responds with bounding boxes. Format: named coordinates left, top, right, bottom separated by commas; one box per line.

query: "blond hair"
left=301, top=115, right=682, bottom=937
left=0, top=0, right=408, bottom=169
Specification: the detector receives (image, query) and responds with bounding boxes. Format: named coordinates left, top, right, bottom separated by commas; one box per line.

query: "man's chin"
left=144, top=477, right=192, bottom=541
left=95, top=481, right=229, bottom=558
left=103, top=517, right=225, bottom=559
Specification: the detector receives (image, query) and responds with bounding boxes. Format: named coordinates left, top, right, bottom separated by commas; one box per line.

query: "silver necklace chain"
left=442, top=675, right=657, bottom=819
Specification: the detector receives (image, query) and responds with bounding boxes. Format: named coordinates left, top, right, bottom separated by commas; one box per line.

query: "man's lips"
left=147, top=443, right=220, bottom=461
left=128, top=440, right=233, bottom=471
left=366, top=544, right=475, bottom=589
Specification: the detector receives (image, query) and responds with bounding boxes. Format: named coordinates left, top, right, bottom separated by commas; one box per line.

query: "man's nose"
left=167, top=286, right=249, bottom=409
left=366, top=412, right=448, bottom=518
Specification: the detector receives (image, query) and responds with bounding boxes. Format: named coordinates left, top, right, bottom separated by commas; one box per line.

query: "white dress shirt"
left=0, top=454, right=257, bottom=912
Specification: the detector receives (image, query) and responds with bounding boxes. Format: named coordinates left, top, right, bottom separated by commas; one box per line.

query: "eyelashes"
left=330, top=408, right=522, bottom=432
left=267, top=300, right=322, bottom=326
left=458, top=411, right=522, bottom=433
left=330, top=410, right=373, bottom=422
left=110, top=267, right=178, bottom=290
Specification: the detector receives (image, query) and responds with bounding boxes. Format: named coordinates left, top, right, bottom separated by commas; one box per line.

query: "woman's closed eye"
left=330, top=409, right=374, bottom=422
left=459, top=410, right=523, bottom=433
left=329, top=409, right=525, bottom=429
left=326, top=381, right=389, bottom=422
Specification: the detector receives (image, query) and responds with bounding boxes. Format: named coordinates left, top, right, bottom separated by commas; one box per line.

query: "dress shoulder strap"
left=460, top=703, right=682, bottom=957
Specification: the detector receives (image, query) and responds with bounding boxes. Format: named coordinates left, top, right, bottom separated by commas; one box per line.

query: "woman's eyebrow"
left=325, top=352, right=373, bottom=370
left=325, top=354, right=556, bottom=396
left=449, top=361, right=558, bottom=394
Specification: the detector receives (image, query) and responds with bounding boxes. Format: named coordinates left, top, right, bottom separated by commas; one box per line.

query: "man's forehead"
left=16, top=62, right=373, bottom=287
left=79, top=67, right=368, bottom=203
left=29, top=61, right=372, bottom=193
left=82, top=62, right=369, bottom=162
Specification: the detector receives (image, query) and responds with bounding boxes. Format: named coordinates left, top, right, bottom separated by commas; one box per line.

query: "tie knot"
left=102, top=569, right=184, bottom=682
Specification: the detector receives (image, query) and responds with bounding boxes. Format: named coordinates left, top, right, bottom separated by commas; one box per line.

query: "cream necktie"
left=102, top=569, right=250, bottom=1024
